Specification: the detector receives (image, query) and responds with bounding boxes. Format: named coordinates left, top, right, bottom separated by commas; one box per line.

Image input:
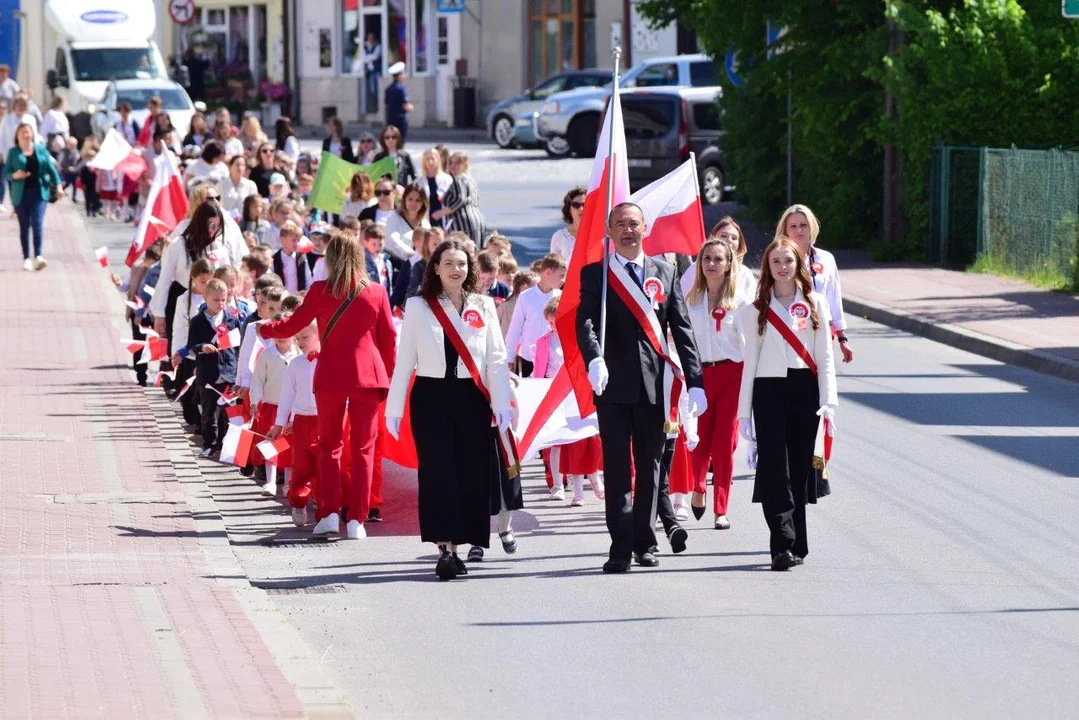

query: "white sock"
left=497, top=508, right=513, bottom=535
left=265, top=463, right=277, bottom=485
left=571, top=474, right=584, bottom=500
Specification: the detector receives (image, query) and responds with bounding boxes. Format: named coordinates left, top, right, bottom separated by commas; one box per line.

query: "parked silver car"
left=532, top=54, right=718, bottom=158
left=485, top=69, right=609, bottom=150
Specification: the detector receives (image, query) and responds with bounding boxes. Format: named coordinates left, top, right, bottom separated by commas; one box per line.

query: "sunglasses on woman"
left=571, top=201, right=585, bottom=210
left=375, top=189, right=394, bottom=197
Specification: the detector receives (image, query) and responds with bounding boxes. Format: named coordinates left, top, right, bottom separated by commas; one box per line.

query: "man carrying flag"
left=577, top=202, right=707, bottom=573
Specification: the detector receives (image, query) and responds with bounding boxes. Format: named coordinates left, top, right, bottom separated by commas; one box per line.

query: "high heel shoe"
left=691, top=491, right=707, bottom=520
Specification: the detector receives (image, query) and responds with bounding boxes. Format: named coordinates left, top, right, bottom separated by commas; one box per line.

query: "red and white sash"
left=427, top=297, right=522, bottom=479
left=607, top=258, right=685, bottom=433
left=759, top=301, right=834, bottom=471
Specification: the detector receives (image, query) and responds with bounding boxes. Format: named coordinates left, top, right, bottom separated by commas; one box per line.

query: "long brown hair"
left=687, top=238, right=738, bottom=311
left=419, top=240, right=480, bottom=300
left=399, top=185, right=429, bottom=227
left=324, top=232, right=370, bottom=299
left=709, top=217, right=747, bottom=262
left=182, top=202, right=225, bottom=263
left=755, top=236, right=820, bottom=336
left=348, top=172, right=373, bottom=202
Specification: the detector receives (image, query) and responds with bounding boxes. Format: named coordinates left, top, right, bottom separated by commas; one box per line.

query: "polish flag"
left=518, top=91, right=629, bottom=458
left=95, top=246, right=109, bottom=268
left=256, top=437, right=290, bottom=462
left=125, top=296, right=146, bottom=312
left=121, top=339, right=147, bottom=354
left=174, top=375, right=196, bottom=401
left=140, top=336, right=169, bottom=364
left=220, top=424, right=256, bottom=467
left=632, top=159, right=706, bottom=258
left=226, top=402, right=251, bottom=425
left=135, top=118, right=153, bottom=148
left=154, top=369, right=176, bottom=387
left=296, top=237, right=314, bottom=254
left=125, top=158, right=188, bottom=267
left=215, top=325, right=241, bottom=350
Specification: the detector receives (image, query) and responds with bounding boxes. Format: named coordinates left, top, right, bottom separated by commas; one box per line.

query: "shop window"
left=437, top=16, right=449, bottom=66
left=413, top=0, right=429, bottom=74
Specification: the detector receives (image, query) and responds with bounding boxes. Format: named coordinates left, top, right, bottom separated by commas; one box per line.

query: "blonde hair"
left=687, top=239, right=738, bottom=311
left=450, top=152, right=470, bottom=173
left=422, top=148, right=443, bottom=173
left=186, top=184, right=218, bottom=220
left=324, top=232, right=370, bottom=299
left=279, top=221, right=302, bottom=239
left=775, top=204, right=821, bottom=245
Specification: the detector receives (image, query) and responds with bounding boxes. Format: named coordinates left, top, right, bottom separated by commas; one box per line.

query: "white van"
left=44, top=0, right=168, bottom=139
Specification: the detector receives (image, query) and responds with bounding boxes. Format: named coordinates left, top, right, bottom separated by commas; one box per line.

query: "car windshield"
left=71, top=48, right=165, bottom=81
left=117, top=87, right=191, bottom=111
left=622, top=98, right=677, bottom=139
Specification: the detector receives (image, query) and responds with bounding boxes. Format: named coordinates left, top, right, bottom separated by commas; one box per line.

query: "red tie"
left=306, top=351, right=319, bottom=361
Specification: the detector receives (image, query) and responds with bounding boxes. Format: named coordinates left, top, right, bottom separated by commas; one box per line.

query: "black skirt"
left=751, top=368, right=822, bottom=506
left=410, top=376, right=519, bottom=547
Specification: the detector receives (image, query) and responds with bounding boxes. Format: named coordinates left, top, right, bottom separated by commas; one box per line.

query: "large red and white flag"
left=125, top=157, right=188, bottom=267
left=518, top=94, right=630, bottom=459
left=633, top=159, right=706, bottom=258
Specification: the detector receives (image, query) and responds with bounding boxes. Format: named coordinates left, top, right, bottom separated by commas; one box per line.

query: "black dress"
left=410, top=332, right=521, bottom=547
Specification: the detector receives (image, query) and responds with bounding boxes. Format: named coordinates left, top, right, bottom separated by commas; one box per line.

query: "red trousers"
left=287, top=414, right=320, bottom=509
left=313, top=387, right=382, bottom=522
left=689, top=361, right=742, bottom=515
left=370, top=401, right=387, bottom=509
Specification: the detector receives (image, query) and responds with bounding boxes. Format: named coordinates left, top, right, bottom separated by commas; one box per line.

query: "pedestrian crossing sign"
left=1066, top=0, right=1079, bottom=18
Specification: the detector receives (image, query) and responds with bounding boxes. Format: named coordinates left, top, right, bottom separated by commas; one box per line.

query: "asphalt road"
left=87, top=144, right=1079, bottom=718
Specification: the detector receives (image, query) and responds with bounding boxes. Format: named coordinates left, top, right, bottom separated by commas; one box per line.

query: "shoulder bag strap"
left=321, top=284, right=361, bottom=345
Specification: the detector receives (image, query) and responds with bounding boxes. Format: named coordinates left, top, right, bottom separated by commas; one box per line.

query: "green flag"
left=308, top=152, right=397, bottom=214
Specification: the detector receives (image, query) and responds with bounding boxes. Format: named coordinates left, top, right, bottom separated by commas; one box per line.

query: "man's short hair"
left=476, top=252, right=499, bottom=273
left=254, top=272, right=283, bottom=293
left=204, top=278, right=228, bottom=295
left=363, top=224, right=386, bottom=241
left=607, top=201, right=644, bottom=227
left=242, top=252, right=271, bottom=276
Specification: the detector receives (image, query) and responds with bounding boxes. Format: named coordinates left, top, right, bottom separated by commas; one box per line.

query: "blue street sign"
left=437, top=0, right=466, bottom=13
left=724, top=50, right=742, bottom=88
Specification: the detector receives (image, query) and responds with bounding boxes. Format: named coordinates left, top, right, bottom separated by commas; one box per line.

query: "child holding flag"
left=172, top=259, right=214, bottom=427
left=188, top=278, right=242, bottom=457
left=250, top=319, right=300, bottom=496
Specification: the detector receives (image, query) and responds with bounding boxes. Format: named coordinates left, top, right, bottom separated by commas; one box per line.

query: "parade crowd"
left=4, top=63, right=854, bottom=578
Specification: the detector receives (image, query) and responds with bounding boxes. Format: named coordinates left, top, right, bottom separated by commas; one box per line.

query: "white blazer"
left=806, top=246, right=847, bottom=332
left=736, top=290, right=837, bottom=419
left=386, top=293, right=511, bottom=419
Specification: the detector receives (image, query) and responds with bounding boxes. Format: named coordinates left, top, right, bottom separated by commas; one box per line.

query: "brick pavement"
left=0, top=203, right=340, bottom=717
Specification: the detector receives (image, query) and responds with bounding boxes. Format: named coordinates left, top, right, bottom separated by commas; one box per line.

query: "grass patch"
left=968, top=254, right=1078, bottom=293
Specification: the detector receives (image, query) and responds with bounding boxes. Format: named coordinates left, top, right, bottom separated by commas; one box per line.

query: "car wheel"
left=700, top=165, right=724, bottom=205
left=568, top=114, right=600, bottom=158
left=544, top=136, right=571, bottom=158
left=492, top=115, right=515, bottom=149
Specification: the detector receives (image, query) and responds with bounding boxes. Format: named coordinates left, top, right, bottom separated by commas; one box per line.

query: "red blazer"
left=260, top=281, right=396, bottom=393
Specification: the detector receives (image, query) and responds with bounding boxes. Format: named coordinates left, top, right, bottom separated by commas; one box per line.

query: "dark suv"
left=621, top=86, right=727, bottom=204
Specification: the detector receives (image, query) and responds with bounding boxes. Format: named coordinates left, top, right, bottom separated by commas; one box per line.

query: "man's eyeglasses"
left=375, top=189, right=394, bottom=197
left=571, top=201, right=585, bottom=210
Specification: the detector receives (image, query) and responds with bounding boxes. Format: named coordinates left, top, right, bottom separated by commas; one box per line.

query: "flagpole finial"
left=612, top=46, right=622, bottom=61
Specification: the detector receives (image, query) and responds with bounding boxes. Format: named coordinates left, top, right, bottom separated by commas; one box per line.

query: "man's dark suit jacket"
left=576, top=254, right=703, bottom=405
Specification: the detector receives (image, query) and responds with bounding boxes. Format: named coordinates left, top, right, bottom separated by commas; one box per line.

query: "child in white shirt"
left=269, top=321, right=320, bottom=527
left=250, top=328, right=300, bottom=496
left=171, top=259, right=214, bottom=428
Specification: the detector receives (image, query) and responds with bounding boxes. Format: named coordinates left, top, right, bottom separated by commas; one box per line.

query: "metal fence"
left=929, top=145, right=1079, bottom=283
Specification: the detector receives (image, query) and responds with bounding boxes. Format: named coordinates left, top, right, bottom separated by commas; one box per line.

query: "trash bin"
left=452, top=76, right=478, bottom=128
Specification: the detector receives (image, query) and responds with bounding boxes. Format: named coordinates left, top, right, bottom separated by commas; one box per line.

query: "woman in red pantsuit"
left=259, top=232, right=397, bottom=539
left=683, top=237, right=754, bottom=529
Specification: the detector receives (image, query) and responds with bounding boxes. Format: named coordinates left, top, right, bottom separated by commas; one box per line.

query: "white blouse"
left=685, top=293, right=749, bottom=364
left=805, top=245, right=847, bottom=332
left=218, top=175, right=258, bottom=217
left=549, top=226, right=576, bottom=263
left=148, top=214, right=248, bottom=317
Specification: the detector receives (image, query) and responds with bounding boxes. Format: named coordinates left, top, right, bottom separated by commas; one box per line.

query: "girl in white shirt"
left=736, top=236, right=837, bottom=571
left=250, top=334, right=300, bottom=499
left=548, top=186, right=585, bottom=263
left=682, top=237, right=754, bottom=530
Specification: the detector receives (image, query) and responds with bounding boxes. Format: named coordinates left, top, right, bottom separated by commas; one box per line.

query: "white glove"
left=587, top=357, right=609, bottom=396
left=738, top=418, right=756, bottom=442
left=684, top=431, right=699, bottom=452
left=385, top=416, right=402, bottom=440
left=494, top=409, right=513, bottom=433
left=510, top=402, right=520, bottom=431
left=747, top=441, right=758, bottom=470
left=686, top=387, right=708, bottom=419
left=816, top=404, right=837, bottom=437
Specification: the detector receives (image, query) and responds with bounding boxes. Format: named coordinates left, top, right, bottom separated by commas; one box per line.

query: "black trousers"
left=199, top=382, right=229, bottom=451
left=596, top=398, right=665, bottom=560
left=655, top=437, right=679, bottom=537
left=517, top=358, right=534, bottom=378
left=176, top=358, right=200, bottom=426
left=129, top=317, right=148, bottom=386
left=751, top=369, right=819, bottom=558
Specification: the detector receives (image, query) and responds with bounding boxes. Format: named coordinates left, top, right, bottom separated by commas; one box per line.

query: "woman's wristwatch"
left=836, top=334, right=848, bottom=344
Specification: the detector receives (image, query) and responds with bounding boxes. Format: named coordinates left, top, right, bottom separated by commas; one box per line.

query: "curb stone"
left=844, top=294, right=1079, bottom=384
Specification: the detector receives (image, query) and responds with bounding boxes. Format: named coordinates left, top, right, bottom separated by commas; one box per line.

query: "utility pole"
left=882, top=9, right=904, bottom=246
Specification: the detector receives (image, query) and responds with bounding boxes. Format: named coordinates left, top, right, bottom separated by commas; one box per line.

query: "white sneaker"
left=549, top=485, right=565, bottom=501
left=311, top=512, right=340, bottom=536
left=262, top=479, right=277, bottom=496
left=22, top=259, right=33, bottom=272
left=570, top=497, right=584, bottom=507
left=345, top=519, right=366, bottom=539
left=33, top=256, right=47, bottom=271
left=291, top=507, right=307, bottom=527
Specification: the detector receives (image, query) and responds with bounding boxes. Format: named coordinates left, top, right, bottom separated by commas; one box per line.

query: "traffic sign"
left=1066, top=0, right=1079, bottom=18
left=724, top=51, right=742, bottom=88
left=437, top=0, right=465, bottom=13
left=169, top=0, right=197, bottom=25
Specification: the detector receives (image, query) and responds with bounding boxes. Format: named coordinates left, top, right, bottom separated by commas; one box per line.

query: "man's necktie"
left=624, top=261, right=644, bottom=290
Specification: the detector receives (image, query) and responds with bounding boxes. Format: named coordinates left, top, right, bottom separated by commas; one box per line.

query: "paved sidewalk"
left=0, top=204, right=346, bottom=717
left=837, top=257, right=1079, bottom=382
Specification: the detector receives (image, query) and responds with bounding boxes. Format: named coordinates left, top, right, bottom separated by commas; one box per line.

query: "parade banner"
left=307, top=152, right=397, bottom=215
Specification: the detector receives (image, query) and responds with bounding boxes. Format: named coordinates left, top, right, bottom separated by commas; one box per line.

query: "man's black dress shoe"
left=602, top=558, right=631, bottom=573
left=771, top=551, right=797, bottom=571
left=668, top=526, right=688, bottom=554
left=634, top=551, right=659, bottom=567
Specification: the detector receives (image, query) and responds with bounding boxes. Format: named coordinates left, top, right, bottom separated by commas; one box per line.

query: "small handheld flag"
left=95, top=246, right=109, bottom=268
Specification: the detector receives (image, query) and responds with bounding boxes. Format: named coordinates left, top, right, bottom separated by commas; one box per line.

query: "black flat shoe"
left=602, top=558, right=631, bottom=573
left=239, top=463, right=254, bottom=477
left=467, top=546, right=484, bottom=562
left=366, top=508, right=383, bottom=523
left=435, top=551, right=458, bottom=580
left=453, top=554, right=468, bottom=575
left=499, top=531, right=518, bottom=554
left=771, top=551, right=797, bottom=571
left=667, top=526, right=688, bottom=554
left=634, top=551, right=659, bottom=567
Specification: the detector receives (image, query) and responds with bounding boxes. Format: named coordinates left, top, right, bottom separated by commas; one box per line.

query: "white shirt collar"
left=613, top=251, right=646, bottom=269
left=207, top=310, right=225, bottom=326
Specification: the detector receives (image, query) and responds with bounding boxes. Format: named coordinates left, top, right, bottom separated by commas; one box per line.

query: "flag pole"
left=598, top=45, right=622, bottom=355
left=688, top=151, right=707, bottom=241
